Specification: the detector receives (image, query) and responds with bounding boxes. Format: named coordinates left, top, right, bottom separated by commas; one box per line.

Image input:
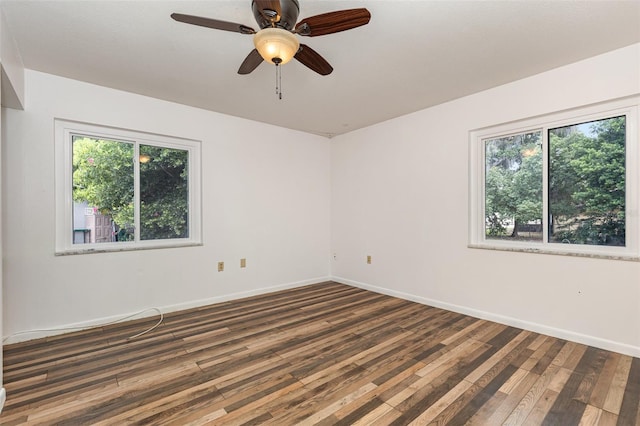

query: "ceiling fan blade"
left=238, top=49, right=264, bottom=75
left=252, top=0, right=282, bottom=23
left=294, top=8, right=370, bottom=37
left=171, top=13, right=255, bottom=34
left=294, top=44, right=333, bottom=75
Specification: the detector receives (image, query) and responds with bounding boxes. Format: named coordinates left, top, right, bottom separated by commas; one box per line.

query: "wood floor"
left=2, top=282, right=639, bottom=425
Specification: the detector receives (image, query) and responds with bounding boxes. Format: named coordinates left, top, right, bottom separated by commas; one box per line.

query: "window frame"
left=55, top=119, right=202, bottom=255
left=469, top=97, right=639, bottom=260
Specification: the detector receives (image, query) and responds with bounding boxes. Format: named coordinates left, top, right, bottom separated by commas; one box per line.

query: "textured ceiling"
left=2, top=0, right=639, bottom=137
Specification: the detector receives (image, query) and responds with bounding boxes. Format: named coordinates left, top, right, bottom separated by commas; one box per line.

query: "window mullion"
left=477, top=140, right=486, bottom=243
left=134, top=142, right=141, bottom=243
left=542, top=128, right=549, bottom=244
left=625, top=110, right=638, bottom=254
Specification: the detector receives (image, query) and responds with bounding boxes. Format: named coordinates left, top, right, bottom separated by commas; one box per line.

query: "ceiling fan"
left=171, top=0, right=371, bottom=76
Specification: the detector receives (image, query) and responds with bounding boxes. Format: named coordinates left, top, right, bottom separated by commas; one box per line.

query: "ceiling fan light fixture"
left=253, top=28, right=299, bottom=65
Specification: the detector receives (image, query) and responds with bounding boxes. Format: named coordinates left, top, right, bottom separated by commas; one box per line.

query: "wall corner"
left=0, top=8, right=24, bottom=110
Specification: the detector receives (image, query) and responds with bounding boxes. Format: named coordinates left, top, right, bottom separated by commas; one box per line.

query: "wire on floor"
left=2, top=307, right=164, bottom=344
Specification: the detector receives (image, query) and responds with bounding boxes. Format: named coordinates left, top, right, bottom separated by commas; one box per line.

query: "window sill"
left=468, top=243, right=640, bottom=262
left=55, top=241, right=203, bottom=256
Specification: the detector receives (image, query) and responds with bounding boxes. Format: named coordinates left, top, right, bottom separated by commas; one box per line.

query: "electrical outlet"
left=367, top=255, right=372, bottom=264
left=218, top=261, right=224, bottom=272
left=240, top=258, right=246, bottom=268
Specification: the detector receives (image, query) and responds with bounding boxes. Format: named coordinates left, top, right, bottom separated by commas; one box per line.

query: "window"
left=469, top=98, right=639, bottom=259
left=55, top=120, right=202, bottom=254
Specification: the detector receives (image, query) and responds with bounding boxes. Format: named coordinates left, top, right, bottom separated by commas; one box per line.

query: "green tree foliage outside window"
left=72, top=136, right=189, bottom=243
left=549, top=116, right=625, bottom=246
left=485, top=131, right=543, bottom=240
left=140, top=144, right=189, bottom=240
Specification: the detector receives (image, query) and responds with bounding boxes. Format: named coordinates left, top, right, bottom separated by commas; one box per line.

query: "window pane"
left=549, top=116, right=626, bottom=246
left=72, top=136, right=134, bottom=244
left=139, top=145, right=189, bottom=240
left=484, top=131, right=543, bottom=241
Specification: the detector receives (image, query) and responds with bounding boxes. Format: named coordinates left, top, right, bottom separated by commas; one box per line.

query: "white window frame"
left=469, top=97, right=639, bottom=260
left=55, top=119, right=202, bottom=255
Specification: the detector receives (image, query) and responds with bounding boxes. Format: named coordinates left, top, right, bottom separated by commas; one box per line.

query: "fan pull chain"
left=275, top=63, right=283, bottom=100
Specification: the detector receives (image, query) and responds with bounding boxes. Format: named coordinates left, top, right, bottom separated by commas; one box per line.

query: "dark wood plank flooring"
left=2, top=282, right=639, bottom=425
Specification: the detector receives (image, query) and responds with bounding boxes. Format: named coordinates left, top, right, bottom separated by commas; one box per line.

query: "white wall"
left=0, top=61, right=3, bottom=412
left=0, top=7, right=23, bottom=408
left=331, top=43, right=640, bottom=357
left=2, top=70, right=330, bottom=339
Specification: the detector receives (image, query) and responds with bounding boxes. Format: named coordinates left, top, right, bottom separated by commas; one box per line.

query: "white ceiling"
left=2, top=1, right=639, bottom=137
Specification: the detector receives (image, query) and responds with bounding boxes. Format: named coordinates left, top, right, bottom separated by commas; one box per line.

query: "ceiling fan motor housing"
left=252, top=0, right=300, bottom=30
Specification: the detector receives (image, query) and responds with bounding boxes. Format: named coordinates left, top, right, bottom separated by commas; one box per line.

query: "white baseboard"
left=0, top=387, right=6, bottom=414
left=3, top=276, right=331, bottom=344
left=332, top=276, right=640, bottom=358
